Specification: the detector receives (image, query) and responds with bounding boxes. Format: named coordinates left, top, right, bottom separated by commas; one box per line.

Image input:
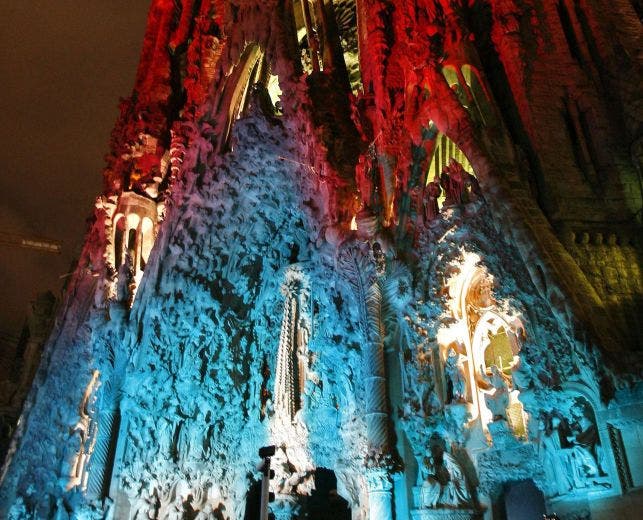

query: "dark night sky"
left=0, top=2, right=151, bottom=344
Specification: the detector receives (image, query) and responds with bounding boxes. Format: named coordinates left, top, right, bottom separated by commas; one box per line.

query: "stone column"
left=364, top=342, right=389, bottom=451
left=86, top=408, right=120, bottom=499
left=365, top=467, right=393, bottom=520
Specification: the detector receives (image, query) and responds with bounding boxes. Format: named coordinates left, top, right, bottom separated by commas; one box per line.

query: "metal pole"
left=259, top=456, right=271, bottom=520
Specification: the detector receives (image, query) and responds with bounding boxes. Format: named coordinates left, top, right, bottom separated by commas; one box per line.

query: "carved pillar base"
left=270, top=494, right=301, bottom=520
left=365, top=468, right=393, bottom=520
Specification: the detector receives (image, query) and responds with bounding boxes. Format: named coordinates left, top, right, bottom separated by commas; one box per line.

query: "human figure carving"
left=132, top=485, right=159, bottom=520
left=424, top=177, right=442, bottom=223
left=479, top=364, right=509, bottom=421
left=440, top=159, right=466, bottom=205
left=463, top=171, right=482, bottom=202
left=570, top=404, right=605, bottom=475
left=418, top=437, right=472, bottom=508
left=184, top=411, right=210, bottom=461
left=63, top=371, right=99, bottom=491
left=538, top=416, right=572, bottom=496
left=444, top=348, right=466, bottom=403
left=157, top=416, right=175, bottom=457
left=565, top=405, right=601, bottom=486
left=509, top=354, right=533, bottom=391
left=440, top=159, right=481, bottom=206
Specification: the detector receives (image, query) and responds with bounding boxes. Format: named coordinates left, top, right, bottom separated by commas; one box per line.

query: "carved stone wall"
left=0, top=1, right=641, bottom=519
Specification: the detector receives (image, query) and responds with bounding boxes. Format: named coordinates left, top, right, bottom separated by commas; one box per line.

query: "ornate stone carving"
left=275, top=266, right=310, bottom=424
left=415, top=436, right=472, bottom=510
left=479, top=365, right=510, bottom=421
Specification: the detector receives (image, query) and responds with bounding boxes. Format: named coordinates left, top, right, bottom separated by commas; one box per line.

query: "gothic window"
left=111, top=193, right=159, bottom=303
left=442, top=65, right=469, bottom=107
left=562, top=95, right=601, bottom=189
left=442, top=64, right=495, bottom=127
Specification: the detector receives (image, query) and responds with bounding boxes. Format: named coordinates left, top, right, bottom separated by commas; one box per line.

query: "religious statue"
left=440, top=164, right=458, bottom=206
left=132, top=485, right=160, bottom=520
left=440, top=159, right=466, bottom=205
left=566, top=403, right=602, bottom=485
left=177, top=418, right=193, bottom=462
left=568, top=402, right=605, bottom=474
left=440, top=159, right=482, bottom=206
left=185, top=411, right=211, bottom=461
left=479, top=364, right=509, bottom=421
left=538, top=415, right=572, bottom=497
left=63, top=371, right=99, bottom=491
left=116, top=252, right=135, bottom=306
left=418, top=437, right=472, bottom=508
left=424, top=177, right=442, bottom=223
left=463, top=171, right=482, bottom=203
left=538, top=410, right=603, bottom=496
left=444, top=348, right=466, bottom=403
left=509, top=354, right=533, bottom=391
left=157, top=416, right=175, bottom=457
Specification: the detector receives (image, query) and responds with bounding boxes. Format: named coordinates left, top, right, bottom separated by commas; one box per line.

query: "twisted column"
left=275, top=296, right=298, bottom=421
left=364, top=340, right=389, bottom=451
left=86, top=409, right=120, bottom=499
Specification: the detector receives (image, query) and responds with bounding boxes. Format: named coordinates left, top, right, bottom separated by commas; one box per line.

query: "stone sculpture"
left=418, top=438, right=472, bottom=508
left=424, top=177, right=442, bottom=223
left=445, top=348, right=467, bottom=403
left=480, top=365, right=510, bottom=421
left=538, top=415, right=573, bottom=497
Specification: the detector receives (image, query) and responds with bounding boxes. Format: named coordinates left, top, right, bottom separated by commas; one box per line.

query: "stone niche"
left=109, top=191, right=159, bottom=304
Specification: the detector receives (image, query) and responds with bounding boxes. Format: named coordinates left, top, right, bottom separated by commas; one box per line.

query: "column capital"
left=365, top=467, right=393, bottom=493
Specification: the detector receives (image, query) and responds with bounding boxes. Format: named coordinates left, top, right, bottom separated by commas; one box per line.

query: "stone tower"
left=1, top=1, right=641, bottom=519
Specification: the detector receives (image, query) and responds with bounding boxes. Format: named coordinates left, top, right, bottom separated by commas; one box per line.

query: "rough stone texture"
left=0, top=1, right=641, bottom=519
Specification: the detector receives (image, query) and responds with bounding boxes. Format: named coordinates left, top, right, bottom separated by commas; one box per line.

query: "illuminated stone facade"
left=0, top=1, right=641, bottom=519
